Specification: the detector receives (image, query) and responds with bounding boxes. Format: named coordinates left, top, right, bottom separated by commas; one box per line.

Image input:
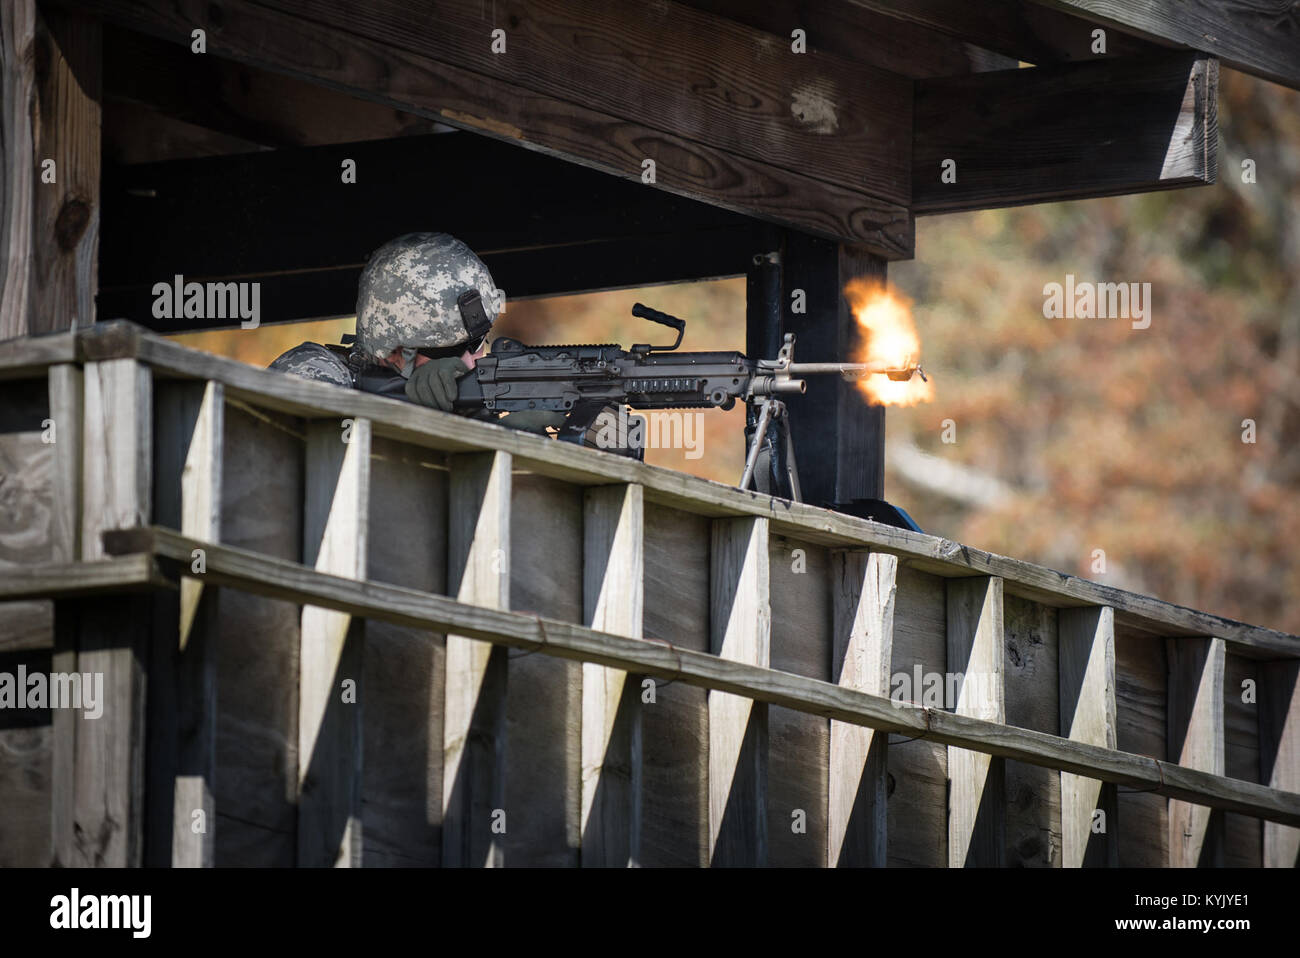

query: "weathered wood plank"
left=101, top=526, right=1300, bottom=827
left=1115, top=631, right=1167, bottom=866
left=1167, top=636, right=1226, bottom=867
left=830, top=551, right=896, bottom=867
left=298, top=416, right=369, bottom=867
left=0, top=0, right=37, bottom=340
left=708, top=516, right=770, bottom=865
left=47, top=364, right=81, bottom=563
left=1222, top=653, right=1261, bottom=866
left=1004, top=595, right=1061, bottom=867
left=443, top=451, right=510, bottom=867
left=947, top=575, right=1005, bottom=866
left=915, top=53, right=1217, bottom=214
left=1260, top=660, right=1300, bottom=867
left=581, top=483, right=644, bottom=867
left=1059, top=606, right=1117, bottom=867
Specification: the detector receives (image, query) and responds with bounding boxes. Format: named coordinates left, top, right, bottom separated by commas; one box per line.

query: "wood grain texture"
left=443, top=451, right=510, bottom=867
left=641, top=505, right=711, bottom=867
left=1115, top=630, right=1167, bottom=865
left=709, top=516, right=770, bottom=865
left=1167, top=636, right=1225, bottom=867
left=947, top=575, right=1005, bottom=866
left=830, top=550, right=895, bottom=866
left=767, top=535, right=831, bottom=867
left=299, top=416, right=369, bottom=866
left=1004, top=595, right=1061, bottom=867
left=0, top=0, right=36, bottom=339
left=1259, top=660, right=1299, bottom=867
left=505, top=473, right=583, bottom=867
left=76, top=0, right=911, bottom=255
left=362, top=437, right=447, bottom=867
left=915, top=53, right=1217, bottom=214
left=581, top=483, right=643, bottom=868
left=1222, top=653, right=1260, bottom=867
left=1059, top=606, right=1116, bottom=867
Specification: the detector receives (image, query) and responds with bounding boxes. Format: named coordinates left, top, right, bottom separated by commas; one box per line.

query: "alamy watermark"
left=152, top=274, right=260, bottom=329
left=0, top=668, right=104, bottom=719
left=593, top=407, right=704, bottom=460
left=890, top=666, right=998, bottom=712
left=1043, top=274, right=1151, bottom=329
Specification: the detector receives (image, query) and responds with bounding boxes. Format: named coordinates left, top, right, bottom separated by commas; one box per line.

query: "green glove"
left=502, top=409, right=568, bottom=434
left=404, top=357, right=468, bottom=411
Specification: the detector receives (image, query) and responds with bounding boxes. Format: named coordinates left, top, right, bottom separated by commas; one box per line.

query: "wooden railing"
left=1, top=321, right=1297, bottom=867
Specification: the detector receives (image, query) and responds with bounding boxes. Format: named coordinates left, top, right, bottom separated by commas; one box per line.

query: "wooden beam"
left=298, top=416, right=369, bottom=866
left=1059, top=606, right=1117, bottom=867
left=443, top=451, right=510, bottom=867
left=829, top=551, right=896, bottom=866
left=782, top=234, right=886, bottom=506
left=946, top=575, right=1005, bottom=866
left=41, top=320, right=1300, bottom=661
left=75, top=0, right=913, bottom=255
left=1023, top=0, right=1300, bottom=91
left=915, top=53, right=1217, bottom=214
left=1167, top=636, right=1225, bottom=867
left=0, top=0, right=37, bottom=339
left=96, top=525, right=1300, bottom=827
left=581, top=484, right=644, bottom=867
left=1259, top=660, right=1299, bottom=867
left=148, top=379, right=221, bottom=867
left=708, top=516, right=770, bottom=865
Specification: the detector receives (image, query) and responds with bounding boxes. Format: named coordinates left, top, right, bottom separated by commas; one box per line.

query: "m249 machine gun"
left=454, top=303, right=925, bottom=502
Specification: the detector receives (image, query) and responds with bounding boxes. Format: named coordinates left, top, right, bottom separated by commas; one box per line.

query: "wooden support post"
left=298, top=416, right=370, bottom=867
left=61, top=358, right=151, bottom=866
left=443, top=451, right=510, bottom=868
left=0, top=3, right=101, bottom=336
left=783, top=232, right=886, bottom=507
left=829, top=551, right=897, bottom=867
left=1059, top=606, right=1118, bottom=867
left=148, top=380, right=222, bottom=867
left=1260, top=660, right=1300, bottom=867
left=581, top=483, right=644, bottom=867
left=1167, top=636, right=1226, bottom=867
left=708, top=516, right=770, bottom=866
left=946, top=575, right=1005, bottom=867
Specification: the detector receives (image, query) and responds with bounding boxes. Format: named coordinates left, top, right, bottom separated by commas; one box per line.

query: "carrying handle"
left=631, top=303, right=685, bottom=353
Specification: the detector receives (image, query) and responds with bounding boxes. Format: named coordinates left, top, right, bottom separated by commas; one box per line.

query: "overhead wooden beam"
left=1024, top=0, right=1300, bottom=91
left=71, top=0, right=913, bottom=256
left=91, top=525, right=1300, bottom=827
left=914, top=52, right=1217, bottom=214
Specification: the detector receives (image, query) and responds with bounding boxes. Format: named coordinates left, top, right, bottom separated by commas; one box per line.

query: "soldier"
left=269, top=232, right=564, bottom=433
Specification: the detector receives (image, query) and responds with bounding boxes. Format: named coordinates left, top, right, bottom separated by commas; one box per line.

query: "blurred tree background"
left=172, top=67, right=1300, bottom=633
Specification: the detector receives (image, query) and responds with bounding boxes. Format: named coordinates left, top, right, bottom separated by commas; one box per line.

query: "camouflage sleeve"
left=268, top=343, right=355, bottom=388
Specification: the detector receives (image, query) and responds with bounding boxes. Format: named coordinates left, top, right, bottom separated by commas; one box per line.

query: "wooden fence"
left=1, top=321, right=1297, bottom=867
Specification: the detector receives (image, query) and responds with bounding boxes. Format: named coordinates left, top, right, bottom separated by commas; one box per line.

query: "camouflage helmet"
left=356, top=232, right=500, bottom=361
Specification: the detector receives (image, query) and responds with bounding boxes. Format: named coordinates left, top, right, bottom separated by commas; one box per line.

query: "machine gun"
left=454, top=303, right=925, bottom=501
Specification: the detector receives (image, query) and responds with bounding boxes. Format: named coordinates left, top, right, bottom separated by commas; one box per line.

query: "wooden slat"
left=947, top=575, right=1006, bottom=866
left=0, top=0, right=37, bottom=339
left=149, top=380, right=222, bottom=867
left=298, top=416, right=369, bottom=866
left=829, top=551, right=896, bottom=866
left=75, top=0, right=912, bottom=256
left=1167, top=636, right=1226, bottom=867
left=442, top=451, right=510, bottom=867
left=581, top=484, right=644, bottom=867
left=98, top=526, right=1300, bottom=827
left=63, top=358, right=152, bottom=866
left=1260, top=660, right=1300, bottom=867
left=47, top=364, right=82, bottom=563
left=708, top=516, right=770, bottom=865
left=914, top=53, right=1217, bottom=214
left=1023, top=0, right=1300, bottom=91
left=1059, top=606, right=1117, bottom=867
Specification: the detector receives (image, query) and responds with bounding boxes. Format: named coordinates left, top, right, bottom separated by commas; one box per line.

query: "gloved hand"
left=404, top=357, right=468, bottom=411
left=502, top=409, right=569, bottom=434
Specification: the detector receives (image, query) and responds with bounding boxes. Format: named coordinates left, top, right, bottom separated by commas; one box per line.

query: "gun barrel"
left=750, top=375, right=806, bottom=396
left=787, top=361, right=919, bottom=380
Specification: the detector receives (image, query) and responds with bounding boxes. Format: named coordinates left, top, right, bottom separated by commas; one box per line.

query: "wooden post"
left=782, top=232, right=886, bottom=506
left=63, top=358, right=151, bottom=866
left=0, top=3, right=101, bottom=337
left=1167, top=636, right=1226, bottom=867
left=1260, top=660, right=1300, bottom=867
left=148, top=380, right=222, bottom=867
left=1059, top=606, right=1118, bottom=867
left=829, top=551, right=897, bottom=866
left=298, top=416, right=370, bottom=867
left=946, top=575, right=1005, bottom=867
left=708, top=516, right=770, bottom=866
left=443, top=451, right=510, bottom=867
left=581, top=483, right=644, bottom=867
